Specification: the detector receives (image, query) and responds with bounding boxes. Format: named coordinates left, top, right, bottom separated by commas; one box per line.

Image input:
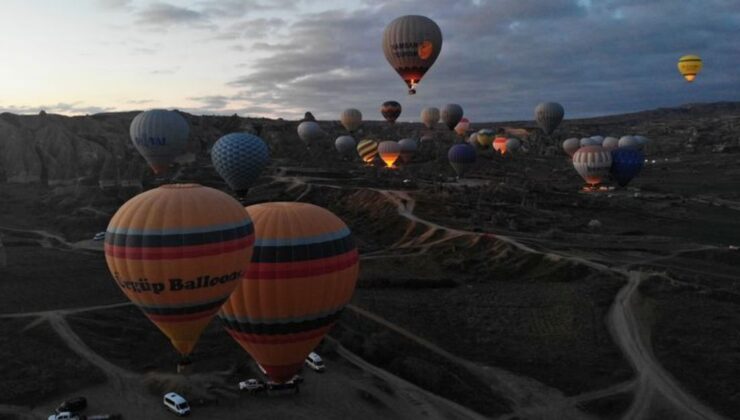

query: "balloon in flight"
left=380, top=101, right=402, bottom=124
left=441, top=104, right=464, bottom=131
left=104, top=184, right=255, bottom=358
left=211, top=133, right=270, bottom=196
left=677, top=55, right=702, bottom=82
left=129, top=109, right=189, bottom=174
left=340, top=108, right=362, bottom=132
left=534, top=102, right=564, bottom=135
left=357, top=139, right=378, bottom=164
left=421, top=107, right=440, bottom=129
left=219, top=202, right=358, bottom=383
left=335, top=135, right=357, bottom=157
left=382, top=15, right=443, bottom=94
left=297, top=121, right=323, bottom=145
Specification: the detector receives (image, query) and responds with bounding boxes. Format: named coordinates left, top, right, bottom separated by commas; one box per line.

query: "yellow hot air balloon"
left=677, top=55, right=702, bottom=82
left=219, top=202, right=359, bottom=383
left=104, top=184, right=255, bottom=363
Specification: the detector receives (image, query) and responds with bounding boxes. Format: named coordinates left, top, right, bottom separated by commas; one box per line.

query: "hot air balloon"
left=678, top=55, right=702, bottom=82
left=506, top=138, right=521, bottom=153
left=468, top=132, right=479, bottom=146
left=441, top=104, right=463, bottom=131
left=129, top=110, right=189, bottom=174
left=104, top=184, right=255, bottom=365
left=633, top=135, right=649, bottom=148
left=421, top=107, right=440, bottom=129
left=382, top=15, right=443, bottom=94
left=340, top=108, right=362, bottom=132
left=454, top=118, right=470, bottom=137
left=534, top=102, right=564, bottom=135
left=493, top=137, right=508, bottom=155
left=335, top=135, right=357, bottom=158
left=448, top=144, right=476, bottom=178
left=618, top=136, right=639, bottom=150
left=211, top=133, right=270, bottom=199
left=580, top=137, right=601, bottom=147
left=562, top=138, right=580, bottom=157
left=398, top=138, right=417, bottom=163
left=219, top=202, right=359, bottom=383
left=357, top=139, right=378, bottom=164
left=381, top=101, right=402, bottom=124
left=378, top=141, right=401, bottom=168
left=589, top=135, right=605, bottom=145
left=572, top=146, right=612, bottom=187
left=611, top=148, right=644, bottom=187
left=476, top=129, right=495, bottom=148
left=602, top=137, right=620, bottom=151
left=420, top=133, right=435, bottom=143
left=297, top=121, right=323, bottom=145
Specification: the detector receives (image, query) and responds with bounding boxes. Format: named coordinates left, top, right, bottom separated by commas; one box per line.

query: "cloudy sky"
left=0, top=0, right=738, bottom=121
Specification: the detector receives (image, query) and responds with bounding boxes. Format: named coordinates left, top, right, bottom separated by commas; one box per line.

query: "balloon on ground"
left=378, top=141, right=401, bottom=168
left=562, top=138, right=580, bottom=157
left=448, top=144, right=477, bottom=178
left=398, top=138, right=417, bottom=163
left=572, top=146, right=612, bottom=186
left=611, top=148, right=644, bottom=187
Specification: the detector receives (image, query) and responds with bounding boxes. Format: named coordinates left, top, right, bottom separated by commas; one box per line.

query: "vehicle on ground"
left=163, top=392, right=190, bottom=416
left=92, top=232, right=105, bottom=241
left=265, top=380, right=299, bottom=396
left=305, top=352, right=325, bottom=372
left=56, top=397, right=87, bottom=414
left=238, top=378, right=265, bottom=393
left=48, top=413, right=81, bottom=420
left=291, top=374, right=304, bottom=384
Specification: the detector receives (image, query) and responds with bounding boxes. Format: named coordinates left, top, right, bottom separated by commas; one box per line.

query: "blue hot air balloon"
left=448, top=144, right=477, bottom=178
left=212, top=133, right=270, bottom=196
left=610, top=148, right=644, bottom=187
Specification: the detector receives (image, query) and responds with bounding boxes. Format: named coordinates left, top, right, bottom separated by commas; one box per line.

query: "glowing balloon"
left=357, top=139, right=378, bottom=164
left=211, top=133, right=270, bottom=196
left=677, top=55, right=702, bottom=82
left=382, top=15, right=443, bottom=94
left=220, top=202, right=358, bottom=383
left=378, top=141, right=401, bottom=168
left=105, top=184, right=254, bottom=359
left=572, top=146, right=612, bottom=186
left=493, top=137, right=508, bottom=155
left=454, top=118, right=470, bottom=137
left=129, top=110, right=189, bottom=174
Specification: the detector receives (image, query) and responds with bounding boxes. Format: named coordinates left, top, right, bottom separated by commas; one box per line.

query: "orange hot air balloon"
left=219, top=203, right=359, bottom=383
left=493, top=137, right=508, bottom=155
left=378, top=141, right=401, bottom=168
left=104, top=184, right=255, bottom=360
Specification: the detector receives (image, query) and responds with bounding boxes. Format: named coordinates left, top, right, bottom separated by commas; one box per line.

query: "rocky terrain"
left=0, top=102, right=738, bottom=420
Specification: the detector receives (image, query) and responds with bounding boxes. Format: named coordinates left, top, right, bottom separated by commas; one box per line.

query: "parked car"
left=163, top=392, right=190, bottom=416
left=305, top=352, right=325, bottom=372
left=238, top=378, right=265, bottom=393
left=92, top=232, right=106, bottom=241
left=56, top=397, right=87, bottom=414
left=265, top=380, right=299, bottom=396
left=48, top=413, right=82, bottom=420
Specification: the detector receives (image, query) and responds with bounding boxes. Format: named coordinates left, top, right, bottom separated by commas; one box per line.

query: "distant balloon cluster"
left=563, top=134, right=648, bottom=188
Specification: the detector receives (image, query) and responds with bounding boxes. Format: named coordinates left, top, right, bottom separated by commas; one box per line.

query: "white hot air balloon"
left=562, top=138, right=581, bottom=157
left=618, top=135, right=639, bottom=150
left=340, top=108, right=362, bottom=132
left=572, top=146, right=612, bottom=186
left=335, top=135, right=357, bottom=157
left=297, top=121, right=323, bottom=145
left=421, top=107, right=440, bottom=129
left=602, top=137, right=620, bottom=151
left=129, top=109, right=189, bottom=174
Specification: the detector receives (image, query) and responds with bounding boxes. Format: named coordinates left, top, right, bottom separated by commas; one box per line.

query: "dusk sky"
left=1, top=0, right=738, bottom=121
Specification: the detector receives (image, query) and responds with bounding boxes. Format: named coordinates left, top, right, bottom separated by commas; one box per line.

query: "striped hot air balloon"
left=219, top=202, right=359, bottom=383
left=378, top=141, right=401, bottom=168
left=572, top=146, right=612, bottom=186
left=104, top=184, right=255, bottom=360
left=357, top=139, right=378, bottom=164
left=677, top=55, right=702, bottom=82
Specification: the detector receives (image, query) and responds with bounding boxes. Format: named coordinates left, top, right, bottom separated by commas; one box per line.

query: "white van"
left=305, top=352, right=325, bottom=372
left=163, top=392, right=190, bottom=416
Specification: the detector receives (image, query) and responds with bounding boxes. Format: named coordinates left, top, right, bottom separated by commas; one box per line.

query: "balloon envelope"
left=130, top=110, right=189, bottom=174
left=378, top=141, right=401, bottom=167
left=611, top=148, right=644, bottom=187
left=563, top=138, right=580, bottom=157
left=572, top=146, right=612, bottom=186
left=357, top=139, right=378, bottom=164
left=506, top=137, right=521, bottom=153
left=678, top=55, right=702, bottom=82
left=382, top=15, right=443, bottom=94
left=297, top=121, right=323, bottom=144
left=340, top=108, right=362, bottom=132
left=534, top=102, right=564, bottom=135
left=398, top=138, right=417, bottom=163
left=335, top=135, right=357, bottom=157
left=381, top=101, right=402, bottom=124
left=618, top=136, right=640, bottom=150
left=580, top=137, right=601, bottom=147
left=441, top=104, right=463, bottom=130
left=421, top=107, right=440, bottom=129
left=104, top=184, right=255, bottom=357
left=477, top=129, right=495, bottom=147
left=493, top=137, right=507, bottom=155
left=602, top=137, right=619, bottom=151
left=448, top=144, right=476, bottom=177
left=454, top=118, right=470, bottom=136
left=211, top=133, right=270, bottom=195
left=219, top=202, right=358, bottom=383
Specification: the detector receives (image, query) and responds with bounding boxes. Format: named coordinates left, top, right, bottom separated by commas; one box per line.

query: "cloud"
left=0, top=102, right=117, bottom=115
left=97, top=0, right=133, bottom=10
left=220, top=0, right=740, bottom=121
left=135, top=2, right=212, bottom=29
left=150, top=66, right=181, bottom=75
